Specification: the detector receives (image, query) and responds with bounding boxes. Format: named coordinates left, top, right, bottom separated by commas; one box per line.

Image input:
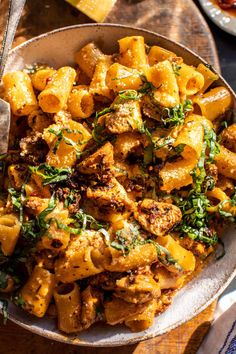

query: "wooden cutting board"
left=0, top=0, right=219, bottom=353
left=11, top=0, right=220, bottom=70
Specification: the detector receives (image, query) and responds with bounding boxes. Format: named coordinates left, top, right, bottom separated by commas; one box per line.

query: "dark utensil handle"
left=0, top=0, right=26, bottom=81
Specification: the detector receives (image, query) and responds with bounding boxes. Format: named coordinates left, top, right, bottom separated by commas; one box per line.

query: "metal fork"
left=0, top=0, right=26, bottom=154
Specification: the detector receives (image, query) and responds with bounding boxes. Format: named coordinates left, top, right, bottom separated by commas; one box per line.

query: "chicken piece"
left=104, top=297, right=148, bottom=325
left=78, top=142, right=114, bottom=175
left=134, top=199, right=182, bottom=237
left=221, top=123, right=236, bottom=153
left=20, top=131, right=49, bottom=164
left=114, top=132, right=147, bottom=160
left=102, top=99, right=143, bottom=134
left=28, top=109, right=53, bottom=133
left=152, top=266, right=185, bottom=290
left=25, top=197, right=50, bottom=216
left=115, top=274, right=161, bottom=304
left=141, top=95, right=163, bottom=121
left=81, top=286, right=103, bottom=329
left=86, top=178, right=134, bottom=213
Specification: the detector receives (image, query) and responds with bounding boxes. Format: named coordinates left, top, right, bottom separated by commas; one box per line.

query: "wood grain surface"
left=7, top=0, right=220, bottom=70
left=0, top=0, right=219, bottom=353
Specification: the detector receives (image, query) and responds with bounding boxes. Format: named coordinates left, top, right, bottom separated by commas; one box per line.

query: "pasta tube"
left=146, top=60, right=179, bottom=107
left=160, top=116, right=204, bottom=192
left=3, top=71, right=38, bottom=116
left=54, top=283, right=82, bottom=333
left=68, top=85, right=94, bottom=119
left=44, top=120, right=92, bottom=168
left=106, top=63, right=143, bottom=92
left=105, top=243, right=157, bottom=272
left=196, top=63, right=219, bottom=93
left=89, top=55, right=113, bottom=99
left=55, top=230, right=107, bottom=282
left=193, top=87, right=233, bottom=121
left=75, top=42, right=104, bottom=79
left=39, top=67, right=76, bottom=113
left=31, top=68, right=56, bottom=91
left=125, top=299, right=157, bottom=332
left=158, top=235, right=196, bottom=273
left=148, top=45, right=176, bottom=65
left=104, top=297, right=148, bottom=325
left=177, top=63, right=204, bottom=95
left=20, top=266, right=55, bottom=318
left=215, top=145, right=236, bottom=180
left=0, top=214, right=21, bottom=256
left=118, top=36, right=148, bottom=73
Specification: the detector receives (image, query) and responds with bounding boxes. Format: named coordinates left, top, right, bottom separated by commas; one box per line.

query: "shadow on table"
left=183, top=322, right=211, bottom=354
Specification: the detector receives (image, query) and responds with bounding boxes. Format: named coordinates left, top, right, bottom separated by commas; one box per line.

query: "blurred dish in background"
left=199, top=0, right=236, bottom=35
left=217, top=0, right=236, bottom=10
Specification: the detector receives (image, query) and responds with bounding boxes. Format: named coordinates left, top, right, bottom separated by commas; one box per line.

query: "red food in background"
left=218, top=0, right=236, bottom=9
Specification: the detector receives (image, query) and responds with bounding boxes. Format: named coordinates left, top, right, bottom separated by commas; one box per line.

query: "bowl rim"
left=3, top=22, right=236, bottom=347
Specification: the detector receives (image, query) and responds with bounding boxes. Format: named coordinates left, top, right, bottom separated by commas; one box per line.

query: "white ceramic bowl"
left=3, top=24, right=236, bottom=347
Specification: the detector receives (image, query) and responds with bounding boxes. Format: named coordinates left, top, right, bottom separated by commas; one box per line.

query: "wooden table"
left=0, top=0, right=220, bottom=352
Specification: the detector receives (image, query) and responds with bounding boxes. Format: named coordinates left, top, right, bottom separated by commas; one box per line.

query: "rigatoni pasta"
left=1, top=35, right=235, bottom=336
left=193, top=86, right=233, bottom=121
left=54, top=283, right=82, bottom=333
left=39, top=66, right=76, bottom=113
left=3, top=71, right=38, bottom=115
left=20, top=266, right=55, bottom=318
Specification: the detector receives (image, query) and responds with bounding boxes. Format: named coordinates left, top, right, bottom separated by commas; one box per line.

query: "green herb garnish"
left=29, top=164, right=72, bottom=186
left=48, top=128, right=84, bottom=157
left=175, top=125, right=220, bottom=245
left=172, top=63, right=182, bottom=76
left=163, top=100, right=193, bottom=127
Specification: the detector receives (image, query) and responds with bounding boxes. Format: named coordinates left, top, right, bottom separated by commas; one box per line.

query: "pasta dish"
left=0, top=36, right=235, bottom=333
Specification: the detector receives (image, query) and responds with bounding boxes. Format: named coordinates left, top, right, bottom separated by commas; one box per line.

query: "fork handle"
left=0, top=0, right=26, bottom=81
